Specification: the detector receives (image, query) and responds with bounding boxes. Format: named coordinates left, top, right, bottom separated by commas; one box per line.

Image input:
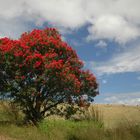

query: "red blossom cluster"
left=0, top=28, right=98, bottom=96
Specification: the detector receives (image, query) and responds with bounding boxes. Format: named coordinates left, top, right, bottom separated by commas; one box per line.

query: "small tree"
left=0, top=28, right=99, bottom=125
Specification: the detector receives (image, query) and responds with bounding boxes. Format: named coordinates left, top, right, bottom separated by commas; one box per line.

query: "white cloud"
left=95, top=40, right=107, bottom=48
left=85, top=0, right=140, bottom=44
left=0, top=17, right=32, bottom=39
left=0, top=0, right=140, bottom=43
left=104, top=92, right=140, bottom=105
left=89, top=43, right=140, bottom=75
left=0, top=0, right=25, bottom=19
left=0, top=0, right=86, bottom=39
left=87, top=15, right=140, bottom=44
left=27, top=0, right=86, bottom=29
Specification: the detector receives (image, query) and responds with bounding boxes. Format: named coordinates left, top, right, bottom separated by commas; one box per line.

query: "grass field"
left=94, top=104, right=140, bottom=128
left=0, top=102, right=140, bottom=140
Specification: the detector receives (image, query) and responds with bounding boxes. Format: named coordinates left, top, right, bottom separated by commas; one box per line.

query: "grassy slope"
left=0, top=103, right=140, bottom=140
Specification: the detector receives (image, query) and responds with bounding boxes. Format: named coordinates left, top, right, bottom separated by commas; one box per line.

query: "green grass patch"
left=0, top=119, right=140, bottom=140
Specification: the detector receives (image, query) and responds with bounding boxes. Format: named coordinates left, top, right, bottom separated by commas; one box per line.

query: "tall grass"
left=0, top=103, right=140, bottom=140
left=82, top=105, right=103, bottom=122
left=0, top=120, right=139, bottom=140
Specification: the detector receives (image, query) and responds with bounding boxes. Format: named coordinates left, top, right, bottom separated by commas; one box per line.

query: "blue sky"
left=0, top=0, right=140, bottom=105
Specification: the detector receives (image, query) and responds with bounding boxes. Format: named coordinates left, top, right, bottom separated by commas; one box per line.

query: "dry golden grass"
left=93, top=104, right=140, bottom=128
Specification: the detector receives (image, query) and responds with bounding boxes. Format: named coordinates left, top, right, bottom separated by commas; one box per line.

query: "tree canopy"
left=0, top=28, right=98, bottom=124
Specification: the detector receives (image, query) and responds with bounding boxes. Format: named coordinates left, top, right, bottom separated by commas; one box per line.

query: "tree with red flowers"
left=0, top=28, right=98, bottom=125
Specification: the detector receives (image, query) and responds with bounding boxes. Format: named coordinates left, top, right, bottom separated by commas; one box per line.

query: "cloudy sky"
left=0, top=0, right=140, bottom=105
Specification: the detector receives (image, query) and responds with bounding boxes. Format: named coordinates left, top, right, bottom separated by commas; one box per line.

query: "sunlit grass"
left=0, top=102, right=140, bottom=140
